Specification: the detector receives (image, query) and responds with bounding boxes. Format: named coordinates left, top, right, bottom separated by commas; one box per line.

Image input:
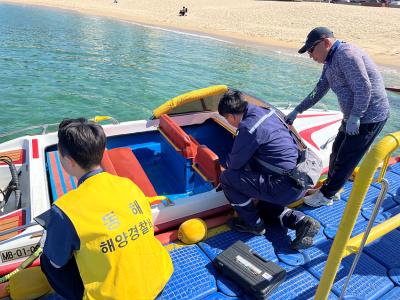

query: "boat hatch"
left=152, top=85, right=272, bottom=118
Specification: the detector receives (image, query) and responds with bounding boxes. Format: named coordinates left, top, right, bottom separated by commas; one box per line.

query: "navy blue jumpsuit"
left=220, top=103, right=306, bottom=229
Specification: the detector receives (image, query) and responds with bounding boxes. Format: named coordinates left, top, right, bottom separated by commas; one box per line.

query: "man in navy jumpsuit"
left=219, top=90, right=320, bottom=250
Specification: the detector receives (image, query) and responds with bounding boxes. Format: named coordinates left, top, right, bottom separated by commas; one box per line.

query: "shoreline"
left=2, top=0, right=400, bottom=70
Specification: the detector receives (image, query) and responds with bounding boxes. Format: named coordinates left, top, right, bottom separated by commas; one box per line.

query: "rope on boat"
left=0, top=247, right=43, bottom=283
left=0, top=156, right=21, bottom=210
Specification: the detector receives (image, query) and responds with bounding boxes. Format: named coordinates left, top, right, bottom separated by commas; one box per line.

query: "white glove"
left=345, top=115, right=360, bottom=135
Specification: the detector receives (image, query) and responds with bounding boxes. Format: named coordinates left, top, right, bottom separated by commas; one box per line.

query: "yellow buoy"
left=178, top=218, right=208, bottom=244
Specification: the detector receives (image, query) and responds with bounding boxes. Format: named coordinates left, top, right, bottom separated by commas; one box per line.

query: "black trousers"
left=320, top=119, right=387, bottom=198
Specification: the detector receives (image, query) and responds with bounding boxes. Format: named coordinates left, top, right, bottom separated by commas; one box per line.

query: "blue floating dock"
left=341, top=181, right=397, bottom=212
left=198, top=230, right=278, bottom=263
left=267, top=265, right=338, bottom=300
left=303, top=239, right=394, bottom=299
left=380, top=287, right=400, bottom=299
left=300, top=200, right=366, bottom=233
left=372, top=171, right=400, bottom=202
left=364, top=229, right=400, bottom=269
left=389, top=163, right=400, bottom=175
left=157, top=245, right=217, bottom=300
left=157, top=161, right=400, bottom=299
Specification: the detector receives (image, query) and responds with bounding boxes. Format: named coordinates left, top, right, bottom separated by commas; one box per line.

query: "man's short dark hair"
left=218, top=90, right=248, bottom=116
left=58, top=118, right=106, bottom=170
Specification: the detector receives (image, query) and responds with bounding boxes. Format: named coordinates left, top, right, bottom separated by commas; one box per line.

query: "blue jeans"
left=321, top=119, right=387, bottom=198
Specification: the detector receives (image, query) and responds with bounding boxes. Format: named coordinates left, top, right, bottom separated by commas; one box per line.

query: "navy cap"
left=298, top=27, right=334, bottom=54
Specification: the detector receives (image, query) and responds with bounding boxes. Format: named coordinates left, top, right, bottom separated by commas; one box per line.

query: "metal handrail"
left=0, top=116, right=119, bottom=140
left=315, top=131, right=400, bottom=300
left=338, top=179, right=389, bottom=299
left=0, top=123, right=59, bottom=139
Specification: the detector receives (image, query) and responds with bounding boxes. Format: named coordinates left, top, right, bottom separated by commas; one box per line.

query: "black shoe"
left=291, top=216, right=320, bottom=250
left=229, top=218, right=266, bottom=236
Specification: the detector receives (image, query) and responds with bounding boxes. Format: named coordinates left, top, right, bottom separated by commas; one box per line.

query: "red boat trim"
left=0, top=149, right=26, bottom=165
left=297, top=113, right=337, bottom=118
left=0, top=259, right=40, bottom=276
left=31, top=139, right=39, bottom=159
left=321, top=166, right=329, bottom=175
left=156, top=211, right=232, bottom=245
left=154, top=204, right=231, bottom=234
left=299, top=119, right=341, bottom=150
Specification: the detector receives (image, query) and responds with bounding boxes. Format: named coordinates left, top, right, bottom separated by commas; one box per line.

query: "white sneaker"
left=304, top=191, right=333, bottom=207
left=332, top=191, right=341, bottom=201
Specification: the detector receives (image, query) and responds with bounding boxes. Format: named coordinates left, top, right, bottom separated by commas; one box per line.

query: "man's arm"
left=338, top=48, right=372, bottom=119
left=226, top=128, right=259, bottom=170
left=295, top=67, right=330, bottom=113
left=40, top=206, right=82, bottom=298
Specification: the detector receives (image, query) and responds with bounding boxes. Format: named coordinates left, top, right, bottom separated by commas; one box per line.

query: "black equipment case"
left=215, top=240, right=286, bottom=299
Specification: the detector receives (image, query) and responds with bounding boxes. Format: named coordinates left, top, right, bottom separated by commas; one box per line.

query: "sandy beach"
left=2, top=0, right=400, bottom=68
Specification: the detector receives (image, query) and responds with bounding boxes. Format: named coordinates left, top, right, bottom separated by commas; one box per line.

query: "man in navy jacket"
left=219, top=90, right=320, bottom=250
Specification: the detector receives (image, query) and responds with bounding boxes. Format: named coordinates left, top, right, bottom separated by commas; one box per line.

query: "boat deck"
left=157, top=162, right=400, bottom=300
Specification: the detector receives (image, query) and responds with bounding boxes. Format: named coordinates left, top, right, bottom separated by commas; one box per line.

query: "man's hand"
left=346, top=115, right=360, bottom=135
left=285, top=109, right=299, bottom=125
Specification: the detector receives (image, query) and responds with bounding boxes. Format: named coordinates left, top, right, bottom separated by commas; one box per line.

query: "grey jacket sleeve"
left=295, top=67, right=330, bottom=113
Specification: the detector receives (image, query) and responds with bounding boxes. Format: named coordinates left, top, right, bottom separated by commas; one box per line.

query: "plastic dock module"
left=198, top=230, right=278, bottom=263
left=382, top=205, right=400, bottom=220
left=303, top=238, right=394, bottom=299
left=201, top=292, right=239, bottom=299
left=157, top=245, right=217, bottom=300
left=323, top=219, right=386, bottom=240
left=389, top=162, right=400, bottom=175
left=341, top=181, right=397, bottom=212
left=380, top=287, right=400, bottom=300
left=372, top=171, right=400, bottom=203
left=364, top=229, right=400, bottom=269
left=268, top=265, right=338, bottom=300
left=300, top=200, right=365, bottom=233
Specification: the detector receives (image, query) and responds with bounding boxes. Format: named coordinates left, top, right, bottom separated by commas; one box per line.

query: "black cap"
left=298, top=27, right=334, bottom=54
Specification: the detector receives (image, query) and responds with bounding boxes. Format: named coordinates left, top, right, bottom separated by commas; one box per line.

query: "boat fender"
left=178, top=218, right=207, bottom=244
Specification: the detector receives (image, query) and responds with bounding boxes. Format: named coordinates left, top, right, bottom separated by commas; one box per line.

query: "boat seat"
left=0, top=209, right=25, bottom=241
left=193, top=145, right=222, bottom=187
left=46, top=151, right=78, bottom=201
left=159, top=114, right=197, bottom=159
left=101, top=148, right=157, bottom=197
left=47, top=148, right=157, bottom=201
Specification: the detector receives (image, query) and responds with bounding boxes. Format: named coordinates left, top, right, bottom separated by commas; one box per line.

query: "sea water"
left=0, top=3, right=399, bottom=141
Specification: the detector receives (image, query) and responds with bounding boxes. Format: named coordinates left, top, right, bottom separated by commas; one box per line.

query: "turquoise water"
left=1, top=3, right=399, bottom=142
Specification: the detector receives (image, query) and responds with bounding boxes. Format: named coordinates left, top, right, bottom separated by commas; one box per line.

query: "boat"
left=0, top=85, right=343, bottom=277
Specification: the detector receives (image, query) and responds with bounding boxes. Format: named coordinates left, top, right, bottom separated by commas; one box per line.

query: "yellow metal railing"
left=315, top=132, right=400, bottom=300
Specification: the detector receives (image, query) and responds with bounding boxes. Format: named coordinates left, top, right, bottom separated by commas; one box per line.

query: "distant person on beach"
left=218, top=90, right=321, bottom=250
left=179, top=6, right=188, bottom=16
left=286, top=27, right=389, bottom=207
left=39, top=118, right=173, bottom=299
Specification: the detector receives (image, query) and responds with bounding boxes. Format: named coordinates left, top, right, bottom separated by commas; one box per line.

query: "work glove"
left=345, top=115, right=360, bottom=135
left=285, top=109, right=299, bottom=125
